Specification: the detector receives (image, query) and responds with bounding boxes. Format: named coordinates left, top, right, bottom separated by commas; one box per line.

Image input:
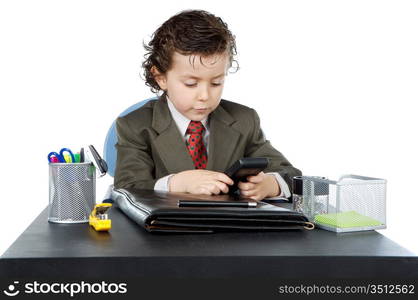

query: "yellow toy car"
left=89, top=203, right=112, bottom=231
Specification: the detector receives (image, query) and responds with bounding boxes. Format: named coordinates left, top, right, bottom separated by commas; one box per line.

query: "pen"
left=80, top=147, right=85, bottom=163
left=178, top=200, right=257, bottom=208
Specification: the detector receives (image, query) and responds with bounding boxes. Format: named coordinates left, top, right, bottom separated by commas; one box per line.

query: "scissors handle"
left=47, top=151, right=64, bottom=163
left=60, top=148, right=76, bottom=163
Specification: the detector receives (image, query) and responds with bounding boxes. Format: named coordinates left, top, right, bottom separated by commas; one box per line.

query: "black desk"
left=1, top=205, right=417, bottom=299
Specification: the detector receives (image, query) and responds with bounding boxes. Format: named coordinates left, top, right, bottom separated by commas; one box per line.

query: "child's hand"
left=238, top=171, right=280, bottom=201
left=169, top=170, right=234, bottom=195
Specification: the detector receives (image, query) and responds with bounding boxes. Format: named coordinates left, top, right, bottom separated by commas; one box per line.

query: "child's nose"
left=197, top=85, right=209, bottom=101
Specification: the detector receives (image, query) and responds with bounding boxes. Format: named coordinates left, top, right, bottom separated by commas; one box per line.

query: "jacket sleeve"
left=114, top=116, right=158, bottom=190
left=244, top=109, right=302, bottom=192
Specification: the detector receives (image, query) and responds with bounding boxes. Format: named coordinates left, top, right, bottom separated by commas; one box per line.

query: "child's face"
left=154, top=51, right=228, bottom=121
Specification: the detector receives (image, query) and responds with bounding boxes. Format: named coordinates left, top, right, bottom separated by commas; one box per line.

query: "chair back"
left=103, top=97, right=157, bottom=177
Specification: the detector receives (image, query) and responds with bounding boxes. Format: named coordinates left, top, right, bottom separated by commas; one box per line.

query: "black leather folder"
left=112, top=188, right=314, bottom=233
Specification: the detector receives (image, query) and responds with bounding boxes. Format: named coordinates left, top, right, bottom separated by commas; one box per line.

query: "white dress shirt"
left=154, top=97, right=291, bottom=198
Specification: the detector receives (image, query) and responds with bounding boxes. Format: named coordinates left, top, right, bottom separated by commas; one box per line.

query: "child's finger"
left=247, top=174, right=264, bottom=183
left=240, top=189, right=255, bottom=197
left=197, top=187, right=212, bottom=195
left=216, top=172, right=234, bottom=185
left=238, top=181, right=255, bottom=191
left=213, top=181, right=229, bottom=194
left=206, top=183, right=221, bottom=195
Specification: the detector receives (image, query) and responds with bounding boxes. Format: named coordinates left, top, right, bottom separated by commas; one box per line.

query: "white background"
left=0, top=0, right=417, bottom=255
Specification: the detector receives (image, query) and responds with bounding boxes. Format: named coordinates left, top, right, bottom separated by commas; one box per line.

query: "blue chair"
left=103, top=97, right=157, bottom=177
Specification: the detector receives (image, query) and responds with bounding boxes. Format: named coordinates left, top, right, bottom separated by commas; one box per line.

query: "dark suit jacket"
left=114, top=95, right=302, bottom=192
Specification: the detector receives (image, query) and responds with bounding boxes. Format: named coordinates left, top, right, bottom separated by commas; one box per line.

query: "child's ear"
left=151, top=66, right=167, bottom=91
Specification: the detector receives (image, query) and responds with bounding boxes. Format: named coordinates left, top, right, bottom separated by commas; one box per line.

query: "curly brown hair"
left=142, top=10, right=238, bottom=93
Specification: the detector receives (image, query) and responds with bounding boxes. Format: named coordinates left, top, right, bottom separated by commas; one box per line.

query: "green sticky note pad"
left=314, top=211, right=382, bottom=228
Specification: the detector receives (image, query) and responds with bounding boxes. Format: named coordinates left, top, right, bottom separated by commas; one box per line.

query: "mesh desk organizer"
left=48, top=162, right=96, bottom=223
left=293, top=175, right=386, bottom=233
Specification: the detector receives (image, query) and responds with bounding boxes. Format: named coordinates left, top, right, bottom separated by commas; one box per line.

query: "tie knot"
left=187, top=121, right=205, bottom=134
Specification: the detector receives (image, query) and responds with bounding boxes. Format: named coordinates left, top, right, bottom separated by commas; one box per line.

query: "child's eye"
left=184, top=82, right=223, bottom=88
left=184, top=83, right=197, bottom=87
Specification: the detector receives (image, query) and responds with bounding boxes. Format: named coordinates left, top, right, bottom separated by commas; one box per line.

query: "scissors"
left=47, top=148, right=76, bottom=163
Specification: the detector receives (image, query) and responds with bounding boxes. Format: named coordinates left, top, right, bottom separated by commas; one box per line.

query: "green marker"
left=74, top=153, right=81, bottom=163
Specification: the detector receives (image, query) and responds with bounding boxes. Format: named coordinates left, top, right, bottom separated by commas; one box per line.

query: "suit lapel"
left=152, top=96, right=241, bottom=173
left=152, top=95, right=195, bottom=173
left=206, top=103, right=241, bottom=172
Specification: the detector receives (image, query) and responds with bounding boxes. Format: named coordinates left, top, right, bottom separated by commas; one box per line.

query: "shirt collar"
left=166, top=95, right=208, bottom=136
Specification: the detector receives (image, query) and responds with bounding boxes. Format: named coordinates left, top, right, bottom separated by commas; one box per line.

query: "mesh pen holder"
left=48, top=162, right=96, bottom=223
left=293, top=175, right=386, bottom=232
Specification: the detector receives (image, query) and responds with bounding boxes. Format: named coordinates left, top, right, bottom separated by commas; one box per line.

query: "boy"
left=114, top=10, right=301, bottom=201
